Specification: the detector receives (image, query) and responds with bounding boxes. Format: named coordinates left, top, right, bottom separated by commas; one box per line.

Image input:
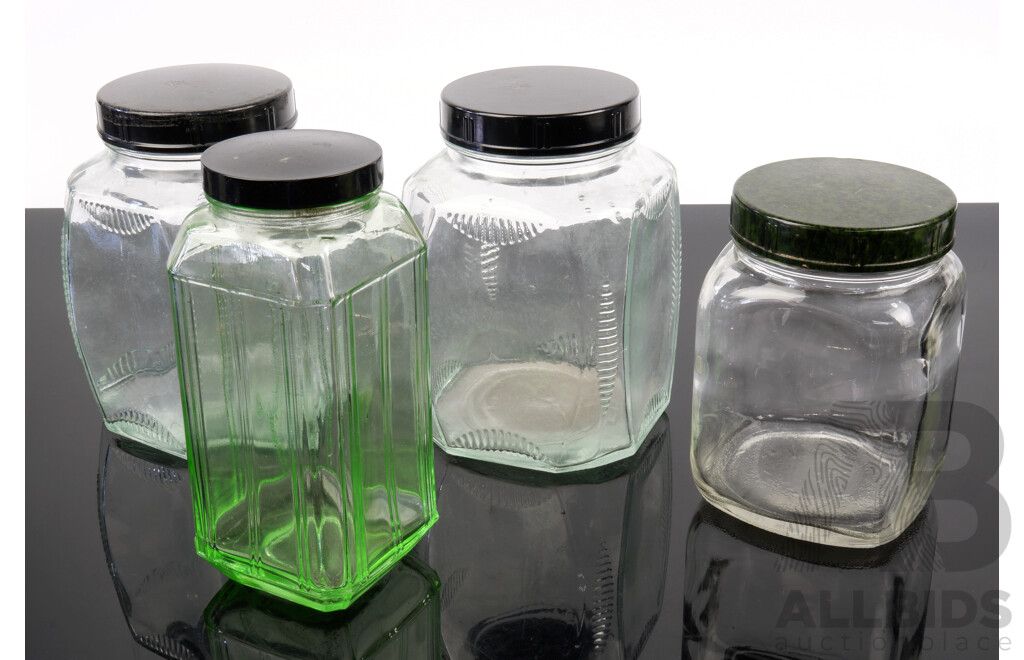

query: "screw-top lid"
left=440, top=66, right=641, bottom=156
left=730, top=158, right=957, bottom=272
left=201, top=129, right=384, bottom=210
left=96, top=64, right=297, bottom=153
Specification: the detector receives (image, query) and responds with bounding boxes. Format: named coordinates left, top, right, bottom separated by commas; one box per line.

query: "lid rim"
left=97, top=110, right=300, bottom=154
left=729, top=226, right=955, bottom=273
left=442, top=130, right=639, bottom=157
left=731, top=194, right=958, bottom=233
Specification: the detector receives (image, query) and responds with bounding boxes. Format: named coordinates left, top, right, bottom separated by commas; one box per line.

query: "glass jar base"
left=103, top=414, right=184, bottom=459
left=690, top=417, right=939, bottom=547
left=436, top=439, right=647, bottom=474
left=691, top=464, right=925, bottom=549
left=433, top=400, right=667, bottom=473
left=194, top=510, right=438, bottom=612
left=432, top=361, right=672, bottom=472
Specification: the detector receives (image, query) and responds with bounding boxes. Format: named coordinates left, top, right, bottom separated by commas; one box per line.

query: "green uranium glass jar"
left=168, top=129, right=437, bottom=611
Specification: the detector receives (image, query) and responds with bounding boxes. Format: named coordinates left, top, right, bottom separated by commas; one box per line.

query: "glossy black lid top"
left=440, top=66, right=641, bottom=156
left=730, top=158, right=958, bottom=272
left=96, top=64, right=297, bottom=153
left=202, top=129, right=384, bottom=210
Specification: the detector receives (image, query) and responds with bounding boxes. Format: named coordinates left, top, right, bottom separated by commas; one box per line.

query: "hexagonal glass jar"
left=63, top=64, right=296, bottom=458
left=169, top=130, right=437, bottom=610
left=403, top=66, right=682, bottom=472
left=691, top=158, right=966, bottom=548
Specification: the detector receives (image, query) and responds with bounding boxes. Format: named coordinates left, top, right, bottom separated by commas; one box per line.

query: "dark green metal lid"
left=730, top=158, right=957, bottom=272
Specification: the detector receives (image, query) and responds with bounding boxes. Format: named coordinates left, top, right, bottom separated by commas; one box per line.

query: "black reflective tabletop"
left=26, top=205, right=1000, bottom=659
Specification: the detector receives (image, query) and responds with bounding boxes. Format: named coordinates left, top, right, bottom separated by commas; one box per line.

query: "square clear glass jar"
left=693, top=246, right=965, bottom=547
left=169, top=130, right=437, bottom=611
left=691, top=158, right=966, bottom=548
left=403, top=67, right=681, bottom=472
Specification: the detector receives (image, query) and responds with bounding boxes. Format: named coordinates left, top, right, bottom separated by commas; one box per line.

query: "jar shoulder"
left=408, top=143, right=674, bottom=189
left=699, top=244, right=966, bottom=321
left=66, top=149, right=115, bottom=191
left=402, top=144, right=679, bottom=231
left=66, top=149, right=204, bottom=220
left=170, top=193, right=425, bottom=303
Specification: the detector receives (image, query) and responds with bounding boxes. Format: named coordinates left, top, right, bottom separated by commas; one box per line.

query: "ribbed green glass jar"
left=168, top=129, right=436, bottom=611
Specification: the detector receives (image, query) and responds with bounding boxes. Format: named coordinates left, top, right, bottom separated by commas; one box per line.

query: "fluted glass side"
left=170, top=193, right=437, bottom=611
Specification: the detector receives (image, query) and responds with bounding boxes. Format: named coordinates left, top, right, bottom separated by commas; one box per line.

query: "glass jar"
left=63, top=64, right=297, bottom=457
left=168, top=130, right=437, bottom=611
left=403, top=66, right=681, bottom=472
left=692, top=158, right=966, bottom=548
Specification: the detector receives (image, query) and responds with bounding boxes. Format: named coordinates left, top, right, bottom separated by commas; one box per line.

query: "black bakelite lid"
left=730, top=158, right=957, bottom=272
left=96, top=64, right=297, bottom=153
left=440, top=66, right=640, bottom=156
left=201, top=129, right=384, bottom=210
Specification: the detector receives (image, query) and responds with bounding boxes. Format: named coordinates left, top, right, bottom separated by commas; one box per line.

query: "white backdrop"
left=25, top=0, right=996, bottom=207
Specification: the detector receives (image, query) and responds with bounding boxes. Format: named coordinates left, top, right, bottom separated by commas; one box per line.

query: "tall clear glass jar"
left=403, top=66, right=681, bottom=473
left=168, top=130, right=437, bottom=611
left=63, top=64, right=297, bottom=457
left=691, top=158, right=966, bottom=548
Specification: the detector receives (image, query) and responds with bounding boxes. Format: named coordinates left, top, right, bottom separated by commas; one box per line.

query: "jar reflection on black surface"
left=97, top=428, right=227, bottom=659
left=202, top=554, right=442, bottom=659
left=418, top=414, right=672, bottom=660
left=683, top=500, right=937, bottom=660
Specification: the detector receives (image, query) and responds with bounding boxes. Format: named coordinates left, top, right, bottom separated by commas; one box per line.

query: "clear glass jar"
left=403, top=66, right=681, bottom=473
left=418, top=415, right=671, bottom=659
left=692, top=158, right=966, bottom=548
left=63, top=64, right=297, bottom=457
left=168, top=130, right=437, bottom=611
